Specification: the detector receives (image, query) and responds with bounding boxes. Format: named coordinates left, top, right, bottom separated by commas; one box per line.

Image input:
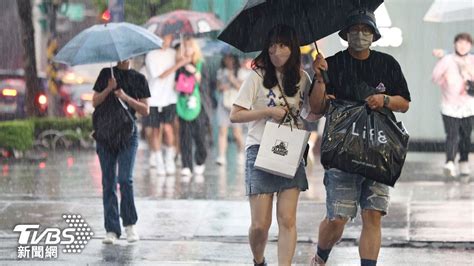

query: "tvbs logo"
left=14, top=224, right=75, bottom=245
left=13, top=214, right=94, bottom=259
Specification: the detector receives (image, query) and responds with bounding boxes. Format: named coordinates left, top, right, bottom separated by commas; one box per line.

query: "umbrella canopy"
left=145, top=9, right=224, bottom=37
left=423, top=0, right=474, bottom=22
left=218, top=0, right=383, bottom=52
left=54, top=22, right=163, bottom=66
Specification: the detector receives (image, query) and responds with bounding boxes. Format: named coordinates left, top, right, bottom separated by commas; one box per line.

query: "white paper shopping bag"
left=254, top=121, right=310, bottom=179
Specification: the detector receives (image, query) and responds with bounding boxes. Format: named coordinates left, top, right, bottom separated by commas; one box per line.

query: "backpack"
left=92, top=95, right=134, bottom=152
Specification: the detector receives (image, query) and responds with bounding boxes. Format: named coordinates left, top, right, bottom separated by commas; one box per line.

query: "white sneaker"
left=180, top=167, right=192, bottom=176
left=149, top=152, right=157, bottom=168
left=181, top=174, right=191, bottom=183
left=459, top=161, right=471, bottom=176
left=194, top=164, right=205, bottom=175
left=102, top=232, right=117, bottom=244
left=443, top=161, right=457, bottom=177
left=194, top=174, right=205, bottom=183
left=156, top=152, right=166, bottom=176
left=164, top=147, right=176, bottom=175
left=216, top=156, right=226, bottom=166
left=125, top=225, right=139, bottom=243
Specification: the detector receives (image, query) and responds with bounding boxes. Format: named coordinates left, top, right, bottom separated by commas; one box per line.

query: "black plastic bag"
left=92, top=95, right=134, bottom=153
left=321, top=99, right=409, bottom=187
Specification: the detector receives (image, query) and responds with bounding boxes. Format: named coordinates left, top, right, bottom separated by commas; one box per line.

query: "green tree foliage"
left=92, top=0, right=191, bottom=25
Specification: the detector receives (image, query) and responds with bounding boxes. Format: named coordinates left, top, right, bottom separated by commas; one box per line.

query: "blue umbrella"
left=54, top=22, right=163, bottom=66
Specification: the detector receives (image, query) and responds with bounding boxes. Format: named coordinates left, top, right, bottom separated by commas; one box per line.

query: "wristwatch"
left=383, top=95, right=390, bottom=107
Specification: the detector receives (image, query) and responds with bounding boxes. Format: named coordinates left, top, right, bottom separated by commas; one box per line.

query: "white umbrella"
left=423, top=0, right=474, bottom=22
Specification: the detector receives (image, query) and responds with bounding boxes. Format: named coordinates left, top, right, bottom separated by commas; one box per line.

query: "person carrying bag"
left=308, top=9, right=411, bottom=266
left=175, top=36, right=210, bottom=176
left=92, top=60, right=150, bottom=245
left=255, top=80, right=311, bottom=179
left=229, top=25, right=316, bottom=266
left=320, top=99, right=409, bottom=187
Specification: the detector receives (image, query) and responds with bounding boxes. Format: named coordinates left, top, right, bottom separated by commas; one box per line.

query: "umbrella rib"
left=69, top=30, right=93, bottom=66
left=55, top=22, right=163, bottom=66
left=107, top=27, right=122, bottom=62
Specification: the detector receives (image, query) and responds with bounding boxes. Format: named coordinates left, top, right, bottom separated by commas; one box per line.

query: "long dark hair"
left=252, top=24, right=301, bottom=97
left=220, top=53, right=240, bottom=76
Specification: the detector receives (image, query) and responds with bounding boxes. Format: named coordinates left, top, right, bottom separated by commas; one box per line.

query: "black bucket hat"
left=338, top=9, right=382, bottom=42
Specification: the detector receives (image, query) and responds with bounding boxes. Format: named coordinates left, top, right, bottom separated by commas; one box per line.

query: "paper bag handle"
left=275, top=80, right=300, bottom=130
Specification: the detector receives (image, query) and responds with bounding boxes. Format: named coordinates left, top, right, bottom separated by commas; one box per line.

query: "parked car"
left=0, top=69, right=89, bottom=120
left=60, top=70, right=95, bottom=117
left=60, top=82, right=93, bottom=117
left=0, top=71, right=48, bottom=120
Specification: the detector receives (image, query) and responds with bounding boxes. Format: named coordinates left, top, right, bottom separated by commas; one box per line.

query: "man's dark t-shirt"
left=325, top=49, right=411, bottom=102
left=93, top=67, right=150, bottom=119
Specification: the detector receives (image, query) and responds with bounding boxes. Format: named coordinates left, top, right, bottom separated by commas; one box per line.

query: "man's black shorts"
left=142, top=104, right=176, bottom=128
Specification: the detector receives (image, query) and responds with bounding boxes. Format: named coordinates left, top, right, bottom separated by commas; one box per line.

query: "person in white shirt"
left=229, top=24, right=315, bottom=266
left=215, top=53, right=245, bottom=166
left=144, top=33, right=189, bottom=175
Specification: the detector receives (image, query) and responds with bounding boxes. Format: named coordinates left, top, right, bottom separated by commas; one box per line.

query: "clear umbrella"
left=54, top=22, right=162, bottom=66
left=54, top=22, right=162, bottom=108
left=423, top=0, right=474, bottom=22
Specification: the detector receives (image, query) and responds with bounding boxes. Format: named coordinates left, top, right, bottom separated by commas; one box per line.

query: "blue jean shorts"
left=245, top=145, right=308, bottom=195
left=324, top=168, right=390, bottom=220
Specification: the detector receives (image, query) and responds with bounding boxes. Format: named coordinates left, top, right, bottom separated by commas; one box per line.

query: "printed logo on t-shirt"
left=375, top=82, right=386, bottom=93
left=266, top=88, right=278, bottom=107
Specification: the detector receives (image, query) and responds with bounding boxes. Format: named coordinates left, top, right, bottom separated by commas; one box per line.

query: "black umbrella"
left=218, top=0, right=384, bottom=53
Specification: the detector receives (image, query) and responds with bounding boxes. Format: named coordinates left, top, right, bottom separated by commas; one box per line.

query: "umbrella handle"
left=110, top=64, right=128, bottom=110
left=313, top=42, right=330, bottom=84
left=110, top=64, right=114, bottom=79
left=320, top=70, right=330, bottom=84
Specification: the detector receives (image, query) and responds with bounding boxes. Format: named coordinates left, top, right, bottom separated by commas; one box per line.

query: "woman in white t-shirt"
left=215, top=53, right=245, bottom=165
left=229, top=24, right=314, bottom=266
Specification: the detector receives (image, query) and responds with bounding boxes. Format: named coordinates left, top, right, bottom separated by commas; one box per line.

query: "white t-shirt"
left=145, top=48, right=177, bottom=108
left=233, top=69, right=315, bottom=150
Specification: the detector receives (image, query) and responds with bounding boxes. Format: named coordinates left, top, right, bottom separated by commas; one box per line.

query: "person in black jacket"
left=309, top=9, right=411, bottom=266
left=92, top=59, right=150, bottom=245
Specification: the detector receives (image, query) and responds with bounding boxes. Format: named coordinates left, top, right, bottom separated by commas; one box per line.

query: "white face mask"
left=347, top=31, right=373, bottom=51
left=269, top=44, right=291, bottom=68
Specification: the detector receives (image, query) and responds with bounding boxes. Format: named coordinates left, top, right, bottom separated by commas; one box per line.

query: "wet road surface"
left=0, top=143, right=472, bottom=265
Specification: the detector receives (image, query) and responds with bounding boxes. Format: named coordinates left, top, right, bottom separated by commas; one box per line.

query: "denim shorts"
left=245, top=145, right=308, bottom=195
left=324, top=168, right=390, bottom=220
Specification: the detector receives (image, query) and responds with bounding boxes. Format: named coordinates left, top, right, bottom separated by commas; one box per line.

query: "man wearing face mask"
left=309, top=9, right=411, bottom=266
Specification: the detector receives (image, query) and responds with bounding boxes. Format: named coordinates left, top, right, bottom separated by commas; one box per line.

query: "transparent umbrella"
left=423, top=0, right=474, bottom=22
left=54, top=22, right=162, bottom=66
left=54, top=22, right=162, bottom=108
